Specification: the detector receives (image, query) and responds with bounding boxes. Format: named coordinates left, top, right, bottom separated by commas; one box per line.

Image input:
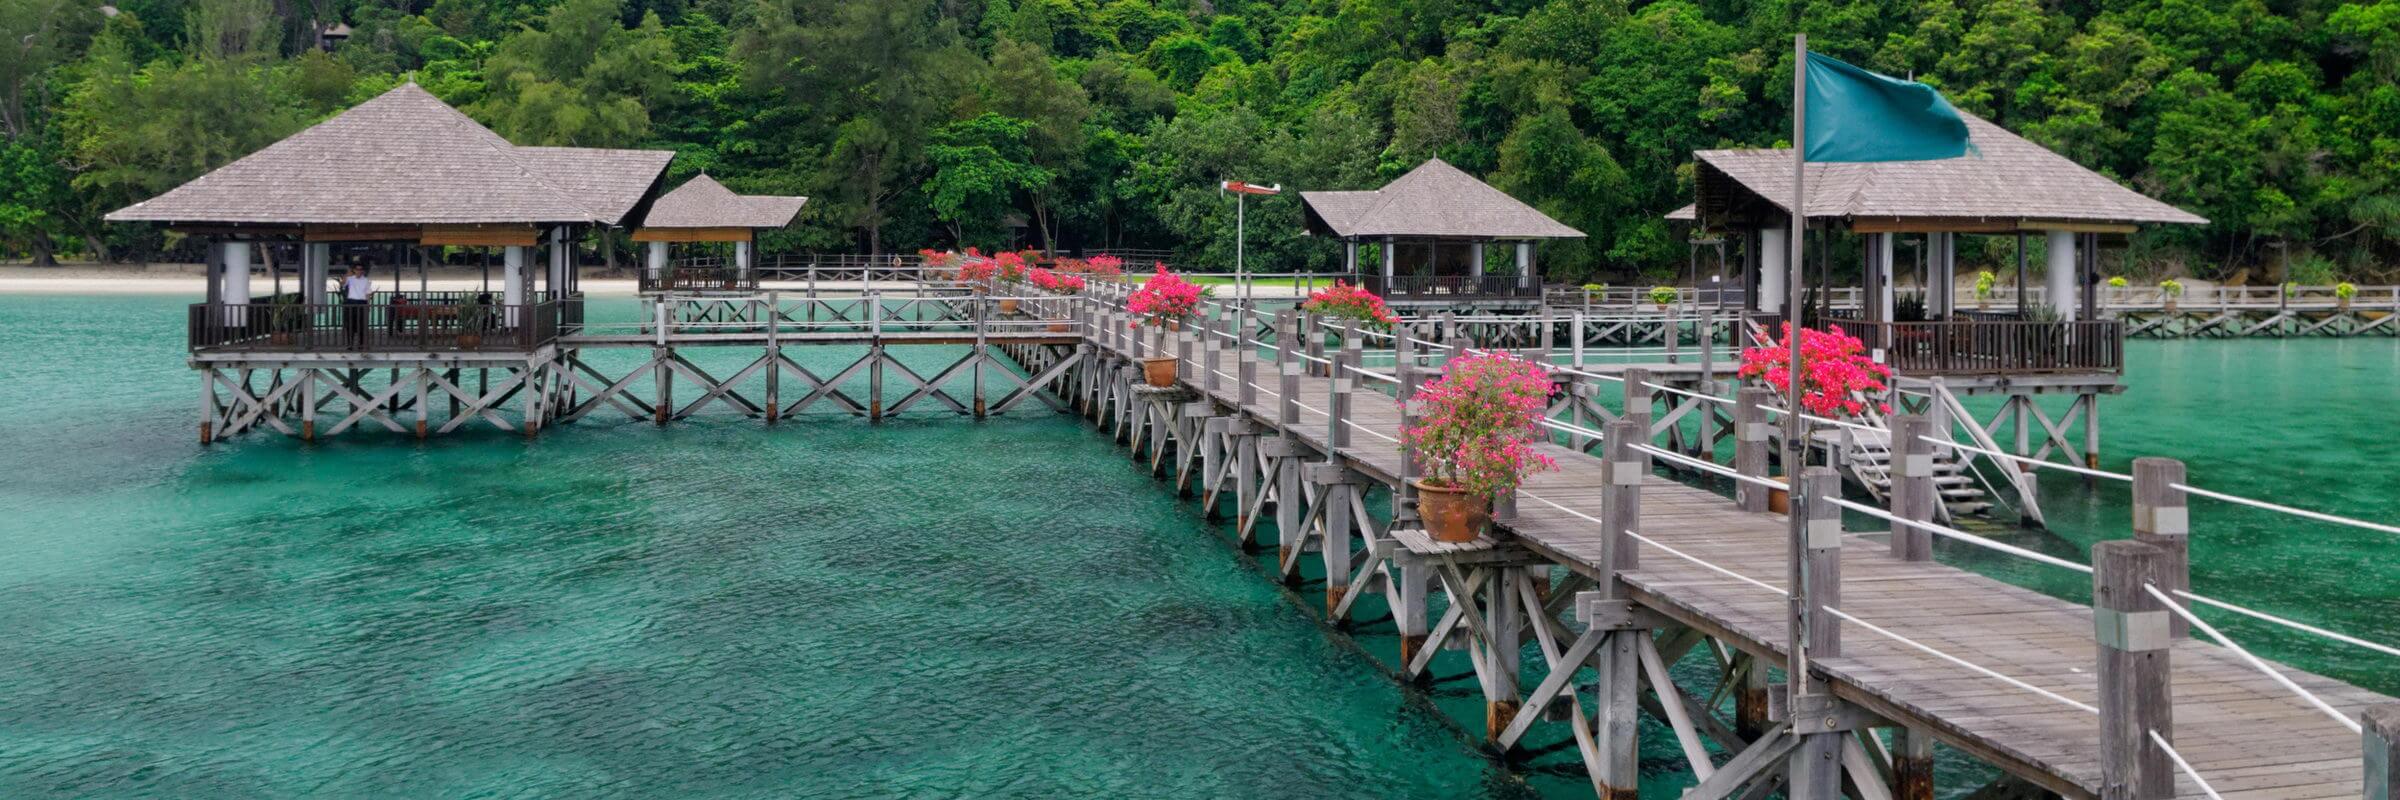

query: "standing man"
left=342, top=264, right=373, bottom=348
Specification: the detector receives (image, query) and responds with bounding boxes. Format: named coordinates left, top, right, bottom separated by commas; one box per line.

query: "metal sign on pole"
left=1221, top=181, right=1282, bottom=299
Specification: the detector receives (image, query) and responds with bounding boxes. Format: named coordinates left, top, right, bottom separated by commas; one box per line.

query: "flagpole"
left=1785, top=31, right=1812, bottom=688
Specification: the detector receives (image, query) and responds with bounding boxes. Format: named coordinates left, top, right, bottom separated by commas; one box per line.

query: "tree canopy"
left=2, top=0, right=2391, bottom=283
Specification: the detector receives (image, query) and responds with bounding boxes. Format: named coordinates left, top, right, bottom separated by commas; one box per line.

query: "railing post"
left=766, top=290, right=783, bottom=423
left=2093, top=540, right=2174, bottom=800
left=1787, top=465, right=1845, bottom=800
left=2366, top=705, right=2398, bottom=800
left=1665, top=304, right=1680, bottom=364
left=1735, top=386, right=1773, bottom=512
left=1328, top=322, right=1355, bottom=450
left=1594, top=418, right=1648, bottom=800
left=1177, top=320, right=1195, bottom=384
left=1890, top=414, right=1935, bottom=560
left=1571, top=312, right=1586, bottom=368
left=1620, top=366, right=1653, bottom=433
left=1237, top=302, right=1258, bottom=407
left=1278, top=311, right=1302, bottom=428
left=1302, top=311, right=1326, bottom=377
left=1202, top=304, right=1222, bottom=393
left=2132, top=457, right=2190, bottom=639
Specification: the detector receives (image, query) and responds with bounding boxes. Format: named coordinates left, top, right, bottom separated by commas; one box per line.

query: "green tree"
left=470, top=0, right=675, bottom=148
left=925, top=113, right=1051, bottom=246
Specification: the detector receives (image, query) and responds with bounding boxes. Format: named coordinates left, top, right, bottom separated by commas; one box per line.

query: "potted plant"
left=2159, top=278, right=2184, bottom=313
left=1127, top=265, right=1207, bottom=386
left=2106, top=275, right=2127, bottom=290
left=456, top=297, right=488, bottom=350
left=1973, top=270, right=1997, bottom=310
left=1580, top=283, right=1606, bottom=303
left=268, top=294, right=305, bottom=346
left=956, top=257, right=998, bottom=291
left=1028, top=267, right=1086, bottom=332
left=1403, top=352, right=1558, bottom=542
left=2336, top=281, right=2357, bottom=311
left=1300, top=281, right=1400, bottom=334
left=1737, top=323, right=1892, bottom=513
left=993, top=252, right=1031, bottom=314
left=1649, top=285, right=1679, bottom=310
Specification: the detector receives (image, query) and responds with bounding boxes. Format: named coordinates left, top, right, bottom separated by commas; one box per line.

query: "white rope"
left=2151, top=730, right=2223, bottom=800
left=1925, top=436, right=2133, bottom=482
left=2173, top=589, right=2400, bottom=660
left=2172, top=482, right=2400, bottom=536
left=1620, top=529, right=1790, bottom=598
left=1759, top=404, right=1887, bottom=434
left=1345, top=419, right=1401, bottom=443
left=1539, top=417, right=1612, bottom=441
left=1824, top=496, right=2095, bottom=575
left=1642, top=381, right=1734, bottom=405
left=1633, top=444, right=1783, bottom=490
left=2146, top=584, right=2363, bottom=734
left=1344, top=363, right=1399, bottom=384
left=1821, top=606, right=2101, bottom=715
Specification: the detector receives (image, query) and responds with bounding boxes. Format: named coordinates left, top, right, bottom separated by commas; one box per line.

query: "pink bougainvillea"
left=1126, top=264, right=1207, bottom=327
left=1404, top=352, right=1559, bottom=499
left=991, top=251, right=1031, bottom=282
left=1027, top=267, right=1085, bottom=295
left=1301, top=281, right=1401, bottom=330
left=954, top=256, right=997, bottom=283
left=1081, top=255, right=1125, bottom=277
left=1739, top=323, right=1893, bottom=417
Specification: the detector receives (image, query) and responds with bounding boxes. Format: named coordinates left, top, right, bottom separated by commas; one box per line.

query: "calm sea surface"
left=0, top=294, right=2393, bottom=798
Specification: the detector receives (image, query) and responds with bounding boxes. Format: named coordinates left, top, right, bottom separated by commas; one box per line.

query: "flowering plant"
left=1081, top=255, right=1125, bottom=277
left=1973, top=270, right=1998, bottom=299
left=1126, top=264, right=1208, bottom=327
left=1738, top=323, right=1892, bottom=418
left=2159, top=278, right=2184, bottom=297
left=2336, top=281, right=2357, bottom=299
left=992, top=251, right=1031, bottom=283
left=1404, top=352, right=1558, bottom=499
left=955, top=257, right=997, bottom=283
left=2106, top=275, right=2128, bottom=288
left=1027, top=267, right=1086, bottom=295
left=1300, top=281, right=1400, bottom=331
left=1649, top=286, right=1680, bottom=306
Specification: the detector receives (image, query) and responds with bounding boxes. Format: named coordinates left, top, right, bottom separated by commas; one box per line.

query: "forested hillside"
left=1, top=0, right=2394, bottom=284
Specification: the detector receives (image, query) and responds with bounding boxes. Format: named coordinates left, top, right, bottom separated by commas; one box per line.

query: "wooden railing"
left=642, top=267, right=758, bottom=293
left=188, top=299, right=561, bottom=354
left=1357, top=274, right=1542, bottom=303
left=1845, top=319, right=2123, bottom=376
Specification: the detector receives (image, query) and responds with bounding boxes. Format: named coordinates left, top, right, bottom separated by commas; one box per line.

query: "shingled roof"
left=1302, top=159, right=1583, bottom=240
left=105, top=83, right=672, bottom=227
left=640, top=174, right=808, bottom=229
left=1690, top=113, right=2206, bottom=229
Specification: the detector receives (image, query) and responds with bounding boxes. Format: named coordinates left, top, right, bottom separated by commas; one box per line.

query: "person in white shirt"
left=341, top=265, right=372, bottom=348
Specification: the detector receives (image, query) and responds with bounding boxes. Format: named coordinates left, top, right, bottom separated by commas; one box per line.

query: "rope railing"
left=2146, top=584, right=2364, bottom=734
left=2171, top=482, right=2400, bottom=537
left=1820, top=605, right=2101, bottom=715
left=1923, top=435, right=2134, bottom=482
left=2172, top=589, right=2400, bottom=660
left=1824, top=496, right=2095, bottom=575
left=2152, top=730, right=2224, bottom=800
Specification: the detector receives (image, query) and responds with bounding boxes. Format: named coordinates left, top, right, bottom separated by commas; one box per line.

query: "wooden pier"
left=1034, top=290, right=2396, bottom=800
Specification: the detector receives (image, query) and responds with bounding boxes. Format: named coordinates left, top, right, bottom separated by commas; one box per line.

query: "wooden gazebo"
left=1302, top=159, right=1583, bottom=307
left=632, top=174, right=807, bottom=292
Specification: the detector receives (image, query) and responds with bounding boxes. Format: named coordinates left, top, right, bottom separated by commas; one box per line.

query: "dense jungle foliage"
left=1, top=0, right=2394, bottom=284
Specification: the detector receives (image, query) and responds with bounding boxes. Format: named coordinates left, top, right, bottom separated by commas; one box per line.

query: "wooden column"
left=1594, top=418, right=1649, bottom=799
left=1735, top=386, right=1773, bottom=512
left=2132, top=457, right=2190, bottom=639
left=1620, top=366, right=1654, bottom=432
left=1277, top=311, right=1301, bottom=428
left=765, top=291, right=783, bottom=422
left=1327, top=323, right=1355, bottom=450
left=1890, top=414, right=1936, bottom=561
left=1787, top=465, right=1844, bottom=800
left=1392, top=328, right=1431, bottom=668
left=1303, top=312, right=1327, bottom=377
left=1237, top=302, right=1259, bottom=407
left=1484, top=561, right=1523, bottom=742
left=2366, top=705, right=2398, bottom=800
left=2094, top=540, right=2174, bottom=800
left=1202, top=304, right=1222, bottom=393
left=972, top=293, right=989, bottom=418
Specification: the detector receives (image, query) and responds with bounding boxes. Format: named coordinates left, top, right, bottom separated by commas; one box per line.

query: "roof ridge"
left=418, top=98, right=606, bottom=223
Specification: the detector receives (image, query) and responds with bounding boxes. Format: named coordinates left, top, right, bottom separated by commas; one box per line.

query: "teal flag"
left=1803, top=52, right=1972, bottom=163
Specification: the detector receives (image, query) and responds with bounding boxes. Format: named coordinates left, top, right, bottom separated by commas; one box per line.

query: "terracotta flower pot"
left=2163, top=299, right=2178, bottom=313
left=1139, top=356, right=1178, bottom=387
left=999, top=298, right=1020, bottom=315
left=1048, top=321, right=1072, bottom=333
left=457, top=332, right=483, bottom=350
left=1413, top=479, right=1492, bottom=543
left=1765, top=476, right=1790, bottom=515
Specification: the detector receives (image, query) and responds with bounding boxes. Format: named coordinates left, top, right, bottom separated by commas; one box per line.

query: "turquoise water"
left=0, top=294, right=2393, bottom=797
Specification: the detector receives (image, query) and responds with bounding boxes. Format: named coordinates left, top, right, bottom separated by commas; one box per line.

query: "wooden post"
left=1697, top=308, right=1716, bottom=462
left=1328, top=323, right=1356, bottom=450
left=1321, top=467, right=1354, bottom=619
left=1890, top=414, right=1935, bottom=561
left=2132, top=457, right=2190, bottom=639
left=1664, top=305, right=1680, bottom=364
left=973, top=293, right=988, bottom=419
left=1303, top=312, right=1326, bottom=377
left=1203, top=305, right=1222, bottom=393
left=411, top=368, right=427, bottom=439
left=1593, top=417, right=1649, bottom=799
left=2093, top=540, right=2174, bottom=800
left=654, top=346, right=673, bottom=426
left=1894, top=728, right=1937, bottom=800
left=1278, top=313, right=1301, bottom=428
left=2365, top=705, right=2398, bottom=800
left=1484, top=563, right=1523, bottom=742
left=1736, top=387, right=1772, bottom=512
left=1237, top=302, right=1259, bottom=407
left=1536, top=309, right=1554, bottom=361
left=1621, top=366, right=1654, bottom=432
left=1787, top=465, right=1845, bottom=800
left=765, top=291, right=782, bottom=423
left=1571, top=312, right=1586, bottom=368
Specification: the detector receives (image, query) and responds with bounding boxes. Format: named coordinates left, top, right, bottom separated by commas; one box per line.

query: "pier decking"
left=1060, top=296, right=2392, bottom=800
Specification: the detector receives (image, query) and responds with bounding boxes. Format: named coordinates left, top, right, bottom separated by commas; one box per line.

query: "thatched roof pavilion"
left=107, top=82, right=675, bottom=316
left=1301, top=159, right=1581, bottom=305
left=1666, top=113, right=2203, bottom=322
left=632, top=174, right=808, bottom=288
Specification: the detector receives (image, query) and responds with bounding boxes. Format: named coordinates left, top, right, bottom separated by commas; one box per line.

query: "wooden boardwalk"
left=1084, top=318, right=2388, bottom=800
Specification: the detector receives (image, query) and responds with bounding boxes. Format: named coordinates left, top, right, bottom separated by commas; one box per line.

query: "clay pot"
left=2163, top=299, right=2178, bottom=314
left=457, top=332, right=483, bottom=350
left=1048, top=321, right=1072, bottom=333
left=999, top=298, right=1020, bottom=315
left=1140, top=356, right=1178, bottom=387
left=1413, top=480, right=1492, bottom=543
left=1766, top=476, right=1790, bottom=515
